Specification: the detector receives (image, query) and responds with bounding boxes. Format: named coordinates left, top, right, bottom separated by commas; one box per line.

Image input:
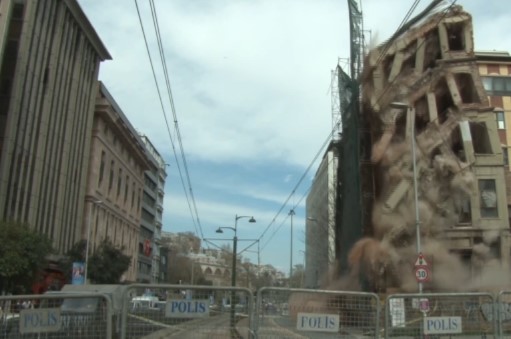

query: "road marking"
left=128, top=313, right=173, bottom=328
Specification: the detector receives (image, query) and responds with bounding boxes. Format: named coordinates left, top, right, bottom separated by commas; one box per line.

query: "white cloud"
left=79, top=0, right=511, bottom=273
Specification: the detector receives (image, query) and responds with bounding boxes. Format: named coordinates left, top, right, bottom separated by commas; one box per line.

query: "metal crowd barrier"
left=0, top=292, right=112, bottom=339
left=119, top=283, right=254, bottom=339
left=255, top=287, right=380, bottom=338
left=8, top=287, right=511, bottom=338
left=497, top=290, right=511, bottom=338
left=384, top=292, right=496, bottom=338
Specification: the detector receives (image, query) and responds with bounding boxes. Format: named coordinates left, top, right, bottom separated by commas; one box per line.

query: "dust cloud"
left=322, top=4, right=511, bottom=293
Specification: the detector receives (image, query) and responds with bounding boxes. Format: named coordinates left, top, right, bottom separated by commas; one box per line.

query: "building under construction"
left=306, top=4, right=511, bottom=293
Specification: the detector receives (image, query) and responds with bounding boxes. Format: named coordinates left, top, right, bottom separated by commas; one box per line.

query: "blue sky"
left=78, top=0, right=510, bottom=275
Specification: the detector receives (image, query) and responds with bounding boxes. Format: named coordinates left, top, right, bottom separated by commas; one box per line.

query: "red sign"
left=415, top=265, right=430, bottom=282
left=414, top=253, right=429, bottom=267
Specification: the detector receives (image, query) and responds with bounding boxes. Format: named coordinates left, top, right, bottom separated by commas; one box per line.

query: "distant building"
left=304, top=142, right=338, bottom=288
left=161, top=231, right=202, bottom=254
left=137, top=135, right=166, bottom=283
left=188, top=251, right=230, bottom=286
left=0, top=0, right=110, bottom=253
left=84, top=82, right=150, bottom=282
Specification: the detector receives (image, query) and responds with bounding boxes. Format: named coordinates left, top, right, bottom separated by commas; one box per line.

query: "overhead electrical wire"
left=371, top=0, right=459, bottom=109
left=148, top=0, right=204, bottom=240
left=134, top=0, right=204, bottom=239
left=260, top=183, right=311, bottom=251
left=257, top=121, right=339, bottom=250
left=374, top=0, right=423, bottom=67
left=133, top=0, right=459, bottom=259
left=256, top=0, right=459, bottom=253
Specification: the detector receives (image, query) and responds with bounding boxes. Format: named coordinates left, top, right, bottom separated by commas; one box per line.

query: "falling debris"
left=339, top=4, right=511, bottom=292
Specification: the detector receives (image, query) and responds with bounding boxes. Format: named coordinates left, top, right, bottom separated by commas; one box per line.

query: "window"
left=469, top=122, right=493, bottom=154
left=482, top=77, right=492, bottom=91
left=454, top=73, right=479, bottom=103
left=124, top=175, right=129, bottom=203
left=496, top=111, right=505, bottom=130
left=145, top=176, right=157, bottom=191
left=504, top=148, right=509, bottom=166
left=105, top=218, right=110, bottom=242
left=117, top=168, right=122, bottom=197
left=108, top=161, right=115, bottom=192
left=143, top=191, right=156, bottom=207
left=131, top=182, right=135, bottom=208
left=137, top=189, right=141, bottom=211
left=479, top=179, right=498, bottom=218
left=12, top=4, right=25, bottom=19
left=94, top=213, right=99, bottom=246
left=141, top=208, right=154, bottom=223
left=481, top=76, right=511, bottom=96
left=98, top=151, right=106, bottom=187
left=445, top=22, right=465, bottom=51
left=455, top=194, right=472, bottom=224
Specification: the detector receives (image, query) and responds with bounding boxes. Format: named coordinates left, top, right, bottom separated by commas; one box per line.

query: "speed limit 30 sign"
left=415, top=265, right=430, bottom=282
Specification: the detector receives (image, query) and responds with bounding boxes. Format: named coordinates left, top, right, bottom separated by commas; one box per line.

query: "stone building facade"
left=359, top=5, right=510, bottom=291
left=477, top=51, right=511, bottom=226
left=0, top=0, right=110, bottom=253
left=309, top=5, right=511, bottom=292
left=84, top=82, right=150, bottom=282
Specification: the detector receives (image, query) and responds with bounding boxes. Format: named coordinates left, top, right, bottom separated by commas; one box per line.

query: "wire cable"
left=374, top=0, right=424, bottom=67
left=148, top=0, right=204, bottom=239
left=371, top=0, right=459, bottom=111
left=256, top=0, right=460, bottom=252
left=134, top=0, right=204, bottom=239
left=258, top=120, right=339, bottom=248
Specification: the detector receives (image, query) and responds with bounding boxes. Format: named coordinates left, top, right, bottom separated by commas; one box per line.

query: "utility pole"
left=289, top=209, right=295, bottom=286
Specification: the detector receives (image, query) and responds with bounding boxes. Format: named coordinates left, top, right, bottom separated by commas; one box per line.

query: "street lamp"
left=390, top=101, right=422, bottom=293
left=215, top=214, right=256, bottom=332
left=84, top=198, right=102, bottom=284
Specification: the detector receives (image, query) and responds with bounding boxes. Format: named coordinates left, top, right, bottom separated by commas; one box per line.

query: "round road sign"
left=415, top=266, right=430, bottom=282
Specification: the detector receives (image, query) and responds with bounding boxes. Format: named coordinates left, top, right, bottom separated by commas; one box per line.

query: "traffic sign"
left=419, top=298, right=430, bottom=312
left=414, top=253, right=428, bottom=267
left=415, top=265, right=430, bottom=282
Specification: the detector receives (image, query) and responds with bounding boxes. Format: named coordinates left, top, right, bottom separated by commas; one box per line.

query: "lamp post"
left=84, top=198, right=102, bottom=284
left=216, top=214, right=256, bottom=333
left=299, top=250, right=305, bottom=288
left=289, top=209, right=295, bottom=286
left=390, top=101, right=422, bottom=293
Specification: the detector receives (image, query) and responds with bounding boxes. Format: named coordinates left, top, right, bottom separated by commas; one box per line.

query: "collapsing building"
left=342, top=4, right=511, bottom=292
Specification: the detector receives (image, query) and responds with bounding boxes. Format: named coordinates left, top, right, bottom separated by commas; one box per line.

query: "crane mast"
left=335, top=0, right=373, bottom=279
left=348, top=0, right=364, bottom=80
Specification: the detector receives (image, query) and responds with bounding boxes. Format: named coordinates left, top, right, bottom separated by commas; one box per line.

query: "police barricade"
left=497, top=290, right=511, bottom=337
left=384, top=292, right=496, bottom=338
left=255, top=287, right=380, bottom=338
left=120, top=283, right=254, bottom=339
left=0, top=292, right=112, bottom=339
